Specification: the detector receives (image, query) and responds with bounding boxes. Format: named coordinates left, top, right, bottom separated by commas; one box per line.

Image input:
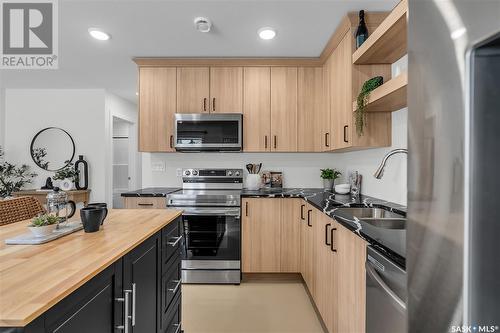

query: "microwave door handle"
left=365, top=261, right=406, bottom=311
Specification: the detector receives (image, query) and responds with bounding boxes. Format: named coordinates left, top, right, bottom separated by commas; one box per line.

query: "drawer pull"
left=325, top=223, right=331, bottom=246
left=330, top=228, right=337, bottom=252
left=173, top=323, right=182, bottom=333
left=300, top=204, right=305, bottom=220
left=167, top=235, right=183, bottom=246
left=137, top=203, right=154, bottom=206
left=168, top=279, right=182, bottom=294
left=131, top=283, right=136, bottom=327
left=307, top=210, right=312, bottom=227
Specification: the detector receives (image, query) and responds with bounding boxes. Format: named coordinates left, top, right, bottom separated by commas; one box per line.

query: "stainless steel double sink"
left=335, top=207, right=406, bottom=229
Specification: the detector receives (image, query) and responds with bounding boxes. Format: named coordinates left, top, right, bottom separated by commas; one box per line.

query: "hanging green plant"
left=354, top=76, right=383, bottom=136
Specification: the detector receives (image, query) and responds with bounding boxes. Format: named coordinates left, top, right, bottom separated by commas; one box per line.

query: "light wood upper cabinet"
left=210, top=67, right=243, bottom=113
left=138, top=67, right=177, bottom=152
left=242, top=198, right=281, bottom=273
left=331, top=32, right=352, bottom=150
left=176, top=67, right=210, bottom=113
left=271, top=67, right=297, bottom=152
left=280, top=198, right=301, bottom=272
left=243, top=67, right=271, bottom=152
left=298, top=67, right=324, bottom=152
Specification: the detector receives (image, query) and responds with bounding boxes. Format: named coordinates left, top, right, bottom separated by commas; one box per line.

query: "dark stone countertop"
left=241, top=188, right=407, bottom=268
left=122, top=186, right=407, bottom=267
left=120, top=187, right=181, bottom=197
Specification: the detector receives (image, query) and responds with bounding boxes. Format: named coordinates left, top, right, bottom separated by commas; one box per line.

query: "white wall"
left=0, top=88, right=5, bottom=148
left=5, top=89, right=107, bottom=201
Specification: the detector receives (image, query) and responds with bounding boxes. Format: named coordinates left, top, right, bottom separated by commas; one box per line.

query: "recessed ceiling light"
left=88, top=28, right=111, bottom=41
left=194, top=17, right=212, bottom=33
left=258, top=27, right=276, bottom=40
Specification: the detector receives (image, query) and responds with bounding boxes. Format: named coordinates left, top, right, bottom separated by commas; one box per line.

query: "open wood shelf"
left=353, top=72, right=407, bottom=112
left=352, top=0, right=407, bottom=64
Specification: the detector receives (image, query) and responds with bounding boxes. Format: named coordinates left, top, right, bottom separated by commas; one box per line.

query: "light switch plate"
left=176, top=168, right=182, bottom=177
left=151, top=161, right=166, bottom=172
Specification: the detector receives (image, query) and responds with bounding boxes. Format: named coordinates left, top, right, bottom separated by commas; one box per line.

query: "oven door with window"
left=179, top=207, right=240, bottom=263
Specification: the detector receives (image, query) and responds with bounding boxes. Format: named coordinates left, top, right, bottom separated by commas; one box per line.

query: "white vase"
left=59, top=178, right=74, bottom=191
left=246, top=174, right=261, bottom=190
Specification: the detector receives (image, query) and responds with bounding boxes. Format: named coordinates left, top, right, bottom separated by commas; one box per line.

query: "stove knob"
left=227, top=171, right=233, bottom=176
left=234, top=171, right=241, bottom=177
left=192, top=170, right=198, bottom=176
left=184, top=170, right=191, bottom=176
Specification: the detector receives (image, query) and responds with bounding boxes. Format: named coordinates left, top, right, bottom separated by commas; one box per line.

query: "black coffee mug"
left=80, top=207, right=106, bottom=233
left=86, top=203, right=108, bottom=225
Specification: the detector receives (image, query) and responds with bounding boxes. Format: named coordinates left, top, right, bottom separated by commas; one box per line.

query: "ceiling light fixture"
left=258, top=27, right=276, bottom=40
left=194, top=17, right=212, bottom=33
left=88, top=28, right=111, bottom=41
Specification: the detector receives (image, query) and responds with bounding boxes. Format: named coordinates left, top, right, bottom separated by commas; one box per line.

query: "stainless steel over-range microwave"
left=174, top=113, right=243, bottom=152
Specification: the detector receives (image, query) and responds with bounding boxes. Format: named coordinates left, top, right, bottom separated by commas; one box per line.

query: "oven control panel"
left=182, top=169, right=243, bottom=178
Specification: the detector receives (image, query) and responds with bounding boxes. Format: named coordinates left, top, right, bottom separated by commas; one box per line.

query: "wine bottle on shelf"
left=355, top=10, right=369, bottom=49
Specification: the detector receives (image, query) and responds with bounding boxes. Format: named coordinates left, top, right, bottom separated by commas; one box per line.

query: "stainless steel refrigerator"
left=408, top=0, right=500, bottom=331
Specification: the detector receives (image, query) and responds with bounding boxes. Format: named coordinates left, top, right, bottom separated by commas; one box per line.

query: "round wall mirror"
left=30, top=127, right=75, bottom=171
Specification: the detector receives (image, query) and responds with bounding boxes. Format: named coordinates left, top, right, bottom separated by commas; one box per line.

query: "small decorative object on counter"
left=74, top=155, right=89, bottom=190
left=53, top=160, right=79, bottom=190
left=41, top=177, right=54, bottom=190
left=320, top=168, right=342, bottom=191
left=349, top=171, right=363, bottom=198
left=262, top=171, right=283, bottom=189
left=28, top=214, right=60, bottom=237
left=80, top=207, right=106, bottom=233
left=355, top=10, right=369, bottom=48
left=335, top=183, right=351, bottom=195
left=355, top=76, right=384, bottom=136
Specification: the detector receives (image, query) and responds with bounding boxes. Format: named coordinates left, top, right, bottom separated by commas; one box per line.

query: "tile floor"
left=182, top=280, right=325, bottom=333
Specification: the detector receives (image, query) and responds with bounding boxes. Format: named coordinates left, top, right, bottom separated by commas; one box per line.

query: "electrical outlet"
left=176, top=168, right=182, bottom=177
left=151, top=161, right=166, bottom=172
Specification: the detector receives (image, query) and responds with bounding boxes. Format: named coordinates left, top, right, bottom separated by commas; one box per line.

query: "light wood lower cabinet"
left=242, top=197, right=367, bottom=333
left=242, top=198, right=282, bottom=272
left=123, top=197, right=167, bottom=209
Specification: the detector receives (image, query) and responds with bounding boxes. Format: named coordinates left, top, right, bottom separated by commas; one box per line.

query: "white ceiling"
left=0, top=0, right=397, bottom=103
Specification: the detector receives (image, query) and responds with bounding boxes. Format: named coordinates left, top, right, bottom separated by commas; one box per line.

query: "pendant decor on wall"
left=75, top=155, right=89, bottom=190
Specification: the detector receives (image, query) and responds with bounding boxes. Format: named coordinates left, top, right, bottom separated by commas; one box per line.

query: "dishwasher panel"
left=366, top=246, right=407, bottom=333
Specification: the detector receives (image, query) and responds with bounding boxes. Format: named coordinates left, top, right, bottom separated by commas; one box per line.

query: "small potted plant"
left=28, top=214, right=60, bottom=237
left=53, top=161, right=79, bottom=191
left=320, top=168, right=342, bottom=191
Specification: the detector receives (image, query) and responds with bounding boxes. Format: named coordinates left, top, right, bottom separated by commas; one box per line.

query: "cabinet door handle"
left=343, top=125, right=349, bottom=143
left=168, top=235, right=183, bottom=246
left=131, top=283, right=136, bottom=327
left=245, top=202, right=249, bottom=217
left=203, top=98, right=207, bottom=112
left=307, top=210, right=312, bottom=227
left=212, top=97, right=216, bottom=112
left=300, top=204, right=305, bottom=220
left=330, top=228, right=337, bottom=252
left=137, top=203, right=154, bottom=206
left=325, top=133, right=330, bottom=148
left=115, top=289, right=132, bottom=332
left=168, top=279, right=182, bottom=294
left=264, top=135, right=268, bottom=149
left=170, top=135, right=174, bottom=148
left=273, top=135, right=277, bottom=149
left=325, top=223, right=331, bottom=246
left=173, top=323, right=182, bottom=333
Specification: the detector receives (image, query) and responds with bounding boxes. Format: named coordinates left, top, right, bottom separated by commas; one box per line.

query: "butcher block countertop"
left=0, top=209, right=182, bottom=327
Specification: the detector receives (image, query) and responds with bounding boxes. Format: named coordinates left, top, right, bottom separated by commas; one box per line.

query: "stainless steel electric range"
left=167, top=168, right=242, bottom=284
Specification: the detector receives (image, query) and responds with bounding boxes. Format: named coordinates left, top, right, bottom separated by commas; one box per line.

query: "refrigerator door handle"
left=366, top=261, right=406, bottom=311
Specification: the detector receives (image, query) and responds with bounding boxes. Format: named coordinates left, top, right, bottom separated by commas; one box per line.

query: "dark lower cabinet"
left=1, top=217, right=182, bottom=333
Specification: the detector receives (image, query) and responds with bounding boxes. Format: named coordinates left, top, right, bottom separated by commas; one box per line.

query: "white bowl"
left=335, top=184, right=350, bottom=194
left=28, top=224, right=57, bottom=237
